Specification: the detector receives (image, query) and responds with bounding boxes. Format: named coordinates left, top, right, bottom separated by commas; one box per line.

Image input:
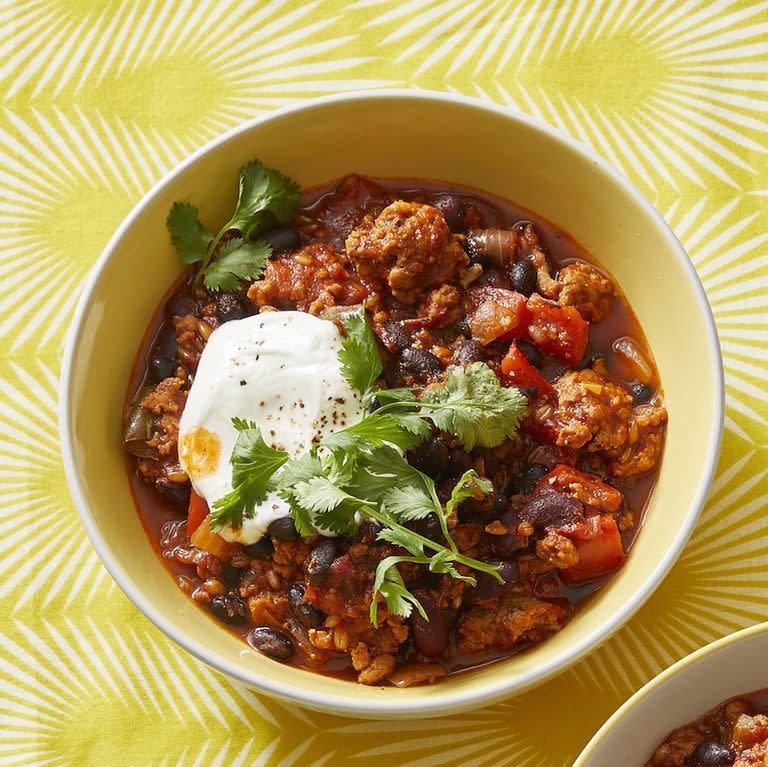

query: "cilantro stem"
left=360, top=505, right=503, bottom=583
left=193, top=229, right=226, bottom=288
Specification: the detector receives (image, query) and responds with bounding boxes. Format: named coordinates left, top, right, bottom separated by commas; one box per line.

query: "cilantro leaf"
left=428, top=549, right=476, bottom=584
left=289, top=476, right=360, bottom=536
left=226, top=160, right=301, bottom=239
left=388, top=411, right=432, bottom=442
left=167, top=158, right=300, bottom=291
left=322, top=412, right=425, bottom=455
left=421, top=362, right=528, bottom=450
left=275, top=453, right=324, bottom=537
left=445, top=469, right=494, bottom=518
left=350, top=445, right=432, bottom=503
left=202, top=238, right=271, bottom=292
left=373, top=388, right=418, bottom=405
left=370, top=557, right=427, bottom=627
left=376, top=526, right=425, bottom=558
left=338, top=310, right=383, bottom=396
left=382, top=485, right=435, bottom=522
left=166, top=202, right=212, bottom=264
left=209, top=420, right=288, bottom=531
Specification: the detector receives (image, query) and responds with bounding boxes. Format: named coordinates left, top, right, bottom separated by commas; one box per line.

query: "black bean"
left=307, top=540, right=337, bottom=584
left=508, top=259, right=537, bottom=296
left=154, top=325, right=178, bottom=358
left=454, top=315, right=471, bottom=336
left=210, top=595, right=249, bottom=624
left=454, top=339, right=484, bottom=366
left=447, top=449, right=473, bottom=477
left=358, top=519, right=382, bottom=539
left=148, top=355, right=176, bottom=383
left=577, top=352, right=605, bottom=370
left=491, top=492, right=508, bottom=516
left=516, top=340, right=542, bottom=368
left=287, top=584, right=306, bottom=609
left=366, top=395, right=381, bottom=414
left=260, top=227, right=301, bottom=253
left=409, top=438, right=449, bottom=479
left=691, top=740, right=735, bottom=767
left=458, top=484, right=496, bottom=521
left=156, top=480, right=190, bottom=509
left=165, top=294, right=197, bottom=317
left=520, top=488, right=584, bottom=530
left=268, top=517, right=299, bottom=541
left=400, top=347, right=442, bottom=379
left=408, top=513, right=443, bottom=543
left=488, top=508, right=526, bottom=558
left=220, top=565, right=241, bottom=590
left=469, top=560, right=518, bottom=603
left=489, top=528, right=526, bottom=558
left=432, top=193, right=465, bottom=232
left=410, top=591, right=449, bottom=658
left=517, top=463, right=550, bottom=494
left=630, top=382, right=654, bottom=405
left=380, top=320, right=411, bottom=352
left=287, top=584, right=325, bottom=627
left=245, top=537, right=274, bottom=560
left=217, top=293, right=246, bottom=323
left=542, top=362, right=567, bottom=382
left=247, top=627, right=294, bottom=661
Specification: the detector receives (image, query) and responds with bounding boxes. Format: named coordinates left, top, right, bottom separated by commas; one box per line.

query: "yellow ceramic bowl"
left=60, top=90, right=723, bottom=719
left=574, top=622, right=768, bottom=766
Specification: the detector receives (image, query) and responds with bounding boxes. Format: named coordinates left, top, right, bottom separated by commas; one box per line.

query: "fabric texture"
left=1, top=1, right=767, bottom=765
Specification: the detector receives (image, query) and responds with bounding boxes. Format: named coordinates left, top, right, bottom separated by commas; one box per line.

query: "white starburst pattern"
left=1, top=0, right=400, bottom=149
left=663, top=197, right=768, bottom=444
left=358, top=0, right=768, bottom=196
left=0, top=616, right=321, bottom=767
left=0, top=358, right=113, bottom=612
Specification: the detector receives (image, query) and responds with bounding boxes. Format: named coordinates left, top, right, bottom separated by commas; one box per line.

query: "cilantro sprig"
left=212, top=309, right=528, bottom=625
left=166, top=159, right=300, bottom=292
left=209, top=419, right=288, bottom=530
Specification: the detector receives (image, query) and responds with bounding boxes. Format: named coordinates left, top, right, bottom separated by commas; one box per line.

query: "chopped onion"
left=465, top=229, right=518, bottom=269
left=613, top=337, right=653, bottom=384
left=122, top=386, right=158, bottom=458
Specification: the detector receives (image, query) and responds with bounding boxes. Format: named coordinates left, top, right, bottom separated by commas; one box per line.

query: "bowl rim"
left=573, top=622, right=768, bottom=766
left=59, top=88, right=724, bottom=718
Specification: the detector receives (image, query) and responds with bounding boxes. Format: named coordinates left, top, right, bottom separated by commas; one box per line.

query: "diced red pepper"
left=537, top=464, right=622, bottom=514
left=525, top=294, right=589, bottom=365
left=500, top=344, right=555, bottom=396
left=559, top=515, right=626, bottom=583
left=187, top=489, right=209, bottom=536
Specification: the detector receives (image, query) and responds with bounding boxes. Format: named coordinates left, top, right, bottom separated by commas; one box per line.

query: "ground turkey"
left=557, top=261, right=615, bottom=322
left=531, top=367, right=667, bottom=478
left=534, top=367, right=635, bottom=453
left=457, top=592, right=567, bottom=653
left=248, top=242, right=368, bottom=315
left=345, top=200, right=468, bottom=304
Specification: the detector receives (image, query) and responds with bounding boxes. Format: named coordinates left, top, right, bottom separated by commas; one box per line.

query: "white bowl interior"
left=578, top=625, right=768, bottom=766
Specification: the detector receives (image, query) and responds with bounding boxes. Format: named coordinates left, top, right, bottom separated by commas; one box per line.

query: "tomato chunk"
left=469, top=295, right=528, bottom=345
left=537, top=464, right=622, bottom=514
left=525, top=294, right=588, bottom=365
left=559, top=515, right=626, bottom=583
left=190, top=513, right=234, bottom=560
left=187, top=489, right=209, bottom=536
left=500, top=344, right=554, bottom=396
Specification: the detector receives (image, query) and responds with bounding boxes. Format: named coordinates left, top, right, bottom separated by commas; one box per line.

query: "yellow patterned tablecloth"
left=1, top=1, right=767, bottom=764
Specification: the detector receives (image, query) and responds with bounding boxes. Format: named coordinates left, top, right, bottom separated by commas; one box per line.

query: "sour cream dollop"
left=178, top=311, right=365, bottom=544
